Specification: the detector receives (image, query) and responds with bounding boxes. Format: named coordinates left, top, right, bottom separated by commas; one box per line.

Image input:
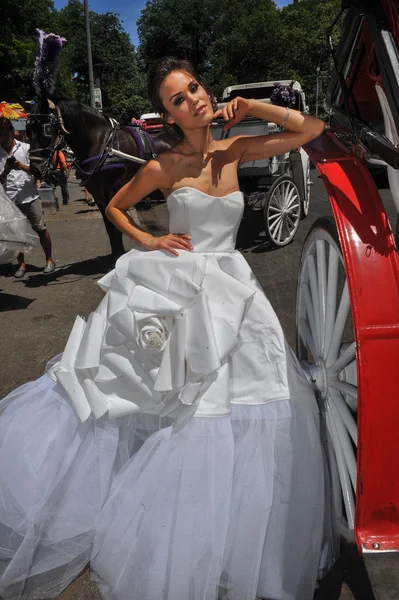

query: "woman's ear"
left=163, top=112, right=175, bottom=125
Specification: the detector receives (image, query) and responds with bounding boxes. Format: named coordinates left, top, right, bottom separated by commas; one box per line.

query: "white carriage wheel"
left=263, top=175, right=301, bottom=248
left=301, top=159, right=312, bottom=218
left=296, top=217, right=357, bottom=543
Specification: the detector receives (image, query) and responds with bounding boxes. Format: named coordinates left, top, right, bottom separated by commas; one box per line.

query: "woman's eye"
left=174, top=97, right=184, bottom=106
left=190, top=84, right=199, bottom=93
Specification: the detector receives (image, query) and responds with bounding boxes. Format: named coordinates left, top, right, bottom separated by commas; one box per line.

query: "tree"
left=0, top=0, right=343, bottom=119
left=207, top=0, right=282, bottom=98
left=136, top=0, right=342, bottom=113
left=276, top=0, right=342, bottom=112
left=52, top=0, right=148, bottom=118
left=137, top=0, right=220, bottom=73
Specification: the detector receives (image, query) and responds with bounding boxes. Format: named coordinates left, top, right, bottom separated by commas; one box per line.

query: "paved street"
left=0, top=169, right=397, bottom=599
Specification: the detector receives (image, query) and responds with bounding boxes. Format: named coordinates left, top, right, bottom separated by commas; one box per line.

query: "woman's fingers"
left=159, top=236, right=193, bottom=254
left=223, top=100, right=246, bottom=130
left=174, top=234, right=192, bottom=242
left=172, top=239, right=193, bottom=250
left=224, top=117, right=237, bottom=131
left=160, top=241, right=179, bottom=255
left=171, top=234, right=193, bottom=249
left=221, top=101, right=238, bottom=130
left=215, top=101, right=241, bottom=125
left=214, top=106, right=233, bottom=121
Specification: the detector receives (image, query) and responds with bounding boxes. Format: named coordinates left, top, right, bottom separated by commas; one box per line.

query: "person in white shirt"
left=0, top=117, right=55, bottom=277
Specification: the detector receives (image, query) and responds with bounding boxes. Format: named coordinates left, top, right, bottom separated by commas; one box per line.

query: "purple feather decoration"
left=33, top=29, right=67, bottom=97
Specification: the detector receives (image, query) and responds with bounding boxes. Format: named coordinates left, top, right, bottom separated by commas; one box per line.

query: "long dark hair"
left=147, top=56, right=215, bottom=140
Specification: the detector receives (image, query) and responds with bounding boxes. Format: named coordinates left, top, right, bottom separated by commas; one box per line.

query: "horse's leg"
left=88, top=180, right=125, bottom=267
left=98, top=205, right=125, bottom=266
left=87, top=176, right=125, bottom=268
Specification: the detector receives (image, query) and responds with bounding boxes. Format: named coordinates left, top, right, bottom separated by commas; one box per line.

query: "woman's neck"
left=180, top=126, right=213, bottom=155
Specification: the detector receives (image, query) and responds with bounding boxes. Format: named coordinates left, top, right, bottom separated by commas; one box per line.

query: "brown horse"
left=27, top=97, right=179, bottom=266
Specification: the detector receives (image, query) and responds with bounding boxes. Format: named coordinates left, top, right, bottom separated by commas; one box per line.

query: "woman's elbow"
left=316, top=120, right=326, bottom=137
left=306, top=120, right=325, bottom=142
left=105, top=203, right=114, bottom=221
left=311, top=118, right=325, bottom=138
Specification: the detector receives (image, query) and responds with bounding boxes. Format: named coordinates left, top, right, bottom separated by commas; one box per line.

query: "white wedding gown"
left=0, top=187, right=330, bottom=600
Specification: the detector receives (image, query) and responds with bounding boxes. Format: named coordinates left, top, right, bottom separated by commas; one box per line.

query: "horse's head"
left=27, top=97, right=69, bottom=181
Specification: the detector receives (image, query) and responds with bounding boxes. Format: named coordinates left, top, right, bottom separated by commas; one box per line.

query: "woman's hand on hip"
left=213, top=97, right=253, bottom=131
left=145, top=233, right=193, bottom=256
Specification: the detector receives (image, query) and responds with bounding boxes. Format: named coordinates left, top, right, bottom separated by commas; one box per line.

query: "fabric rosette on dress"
left=53, top=250, right=255, bottom=429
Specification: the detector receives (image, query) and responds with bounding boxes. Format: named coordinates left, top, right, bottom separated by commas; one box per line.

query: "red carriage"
left=298, top=0, right=399, bottom=595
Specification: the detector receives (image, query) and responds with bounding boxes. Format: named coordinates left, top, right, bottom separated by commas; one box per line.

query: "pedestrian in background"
left=0, top=117, right=55, bottom=277
left=52, top=148, right=70, bottom=206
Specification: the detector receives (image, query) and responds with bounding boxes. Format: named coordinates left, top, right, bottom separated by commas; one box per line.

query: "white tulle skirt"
left=0, top=373, right=327, bottom=600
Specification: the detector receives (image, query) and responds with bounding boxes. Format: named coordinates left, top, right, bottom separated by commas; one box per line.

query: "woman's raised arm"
left=214, top=97, right=325, bottom=165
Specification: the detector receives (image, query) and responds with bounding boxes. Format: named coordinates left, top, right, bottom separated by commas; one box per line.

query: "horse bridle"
left=27, top=105, right=69, bottom=181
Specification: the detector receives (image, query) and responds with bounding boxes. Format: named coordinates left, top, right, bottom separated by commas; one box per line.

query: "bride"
left=0, top=57, right=328, bottom=600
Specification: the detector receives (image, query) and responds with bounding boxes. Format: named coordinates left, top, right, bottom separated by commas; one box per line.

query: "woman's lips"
left=195, top=105, right=207, bottom=116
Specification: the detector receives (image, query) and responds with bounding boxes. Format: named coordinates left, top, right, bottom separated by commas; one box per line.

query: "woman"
left=0, top=57, right=328, bottom=600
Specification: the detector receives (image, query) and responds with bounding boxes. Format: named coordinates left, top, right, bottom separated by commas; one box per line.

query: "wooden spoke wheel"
left=263, top=175, right=301, bottom=248
left=297, top=217, right=357, bottom=541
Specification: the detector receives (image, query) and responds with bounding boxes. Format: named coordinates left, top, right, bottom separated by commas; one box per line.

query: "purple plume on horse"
left=33, top=29, right=67, bottom=97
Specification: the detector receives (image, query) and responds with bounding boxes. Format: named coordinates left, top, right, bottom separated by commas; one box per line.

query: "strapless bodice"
left=167, top=187, right=244, bottom=253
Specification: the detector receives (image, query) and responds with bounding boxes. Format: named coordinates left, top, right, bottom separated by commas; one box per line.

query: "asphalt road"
left=0, top=169, right=397, bottom=600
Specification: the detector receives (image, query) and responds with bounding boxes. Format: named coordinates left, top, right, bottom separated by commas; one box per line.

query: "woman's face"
left=160, top=70, right=214, bottom=131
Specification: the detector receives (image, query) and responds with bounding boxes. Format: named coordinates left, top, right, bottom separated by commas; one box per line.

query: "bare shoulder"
left=156, top=148, right=188, bottom=173
left=142, top=154, right=174, bottom=189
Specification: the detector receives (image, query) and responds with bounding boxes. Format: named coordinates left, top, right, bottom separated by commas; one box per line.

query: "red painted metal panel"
left=305, top=132, right=399, bottom=551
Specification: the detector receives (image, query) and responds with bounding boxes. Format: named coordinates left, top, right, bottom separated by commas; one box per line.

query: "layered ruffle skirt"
left=0, top=249, right=335, bottom=599
left=0, top=374, right=330, bottom=600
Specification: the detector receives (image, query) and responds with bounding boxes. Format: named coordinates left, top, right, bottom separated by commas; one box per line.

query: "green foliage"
left=137, top=0, right=220, bottom=72
left=52, top=1, right=146, bottom=117
left=137, top=0, right=342, bottom=113
left=207, top=0, right=283, bottom=98
left=277, top=0, right=342, bottom=114
left=1, top=0, right=343, bottom=118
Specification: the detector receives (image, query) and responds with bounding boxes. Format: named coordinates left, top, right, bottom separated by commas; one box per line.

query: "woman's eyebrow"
left=169, top=80, right=195, bottom=101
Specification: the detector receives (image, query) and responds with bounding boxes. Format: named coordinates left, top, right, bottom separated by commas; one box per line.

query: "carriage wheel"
left=301, top=159, right=312, bottom=219
left=263, top=175, right=301, bottom=248
left=296, top=217, right=357, bottom=542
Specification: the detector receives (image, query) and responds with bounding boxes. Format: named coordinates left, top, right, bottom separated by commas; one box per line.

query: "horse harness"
left=77, top=120, right=158, bottom=185
left=28, top=105, right=158, bottom=186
